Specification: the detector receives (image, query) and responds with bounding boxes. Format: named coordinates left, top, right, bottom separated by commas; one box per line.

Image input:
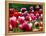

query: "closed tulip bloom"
left=39, top=21, right=43, bottom=27
left=21, top=8, right=27, bottom=13
left=9, top=8, right=14, bottom=17
left=18, top=12, right=22, bottom=16
left=22, top=22, right=29, bottom=31
left=34, top=21, right=39, bottom=26
left=10, top=16, right=16, bottom=21
left=39, top=27, right=43, bottom=31
left=28, top=23, right=32, bottom=31
left=18, top=16, right=25, bottom=24
left=31, top=15, right=37, bottom=21
left=19, top=24, right=23, bottom=30
left=10, top=16, right=18, bottom=28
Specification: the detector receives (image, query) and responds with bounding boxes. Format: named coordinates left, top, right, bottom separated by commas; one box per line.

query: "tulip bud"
left=10, top=16, right=18, bottom=28
left=14, top=12, right=19, bottom=17
left=19, top=24, right=23, bottom=30
left=31, top=15, right=37, bottom=21
left=30, top=6, right=33, bottom=10
left=29, top=16, right=32, bottom=21
left=28, top=23, right=32, bottom=31
left=39, top=27, right=43, bottom=31
left=9, top=8, right=14, bottom=14
left=10, top=16, right=16, bottom=21
left=39, top=21, right=43, bottom=27
left=34, top=21, right=39, bottom=26
left=9, top=8, right=14, bottom=17
left=36, top=12, right=39, bottom=18
left=22, top=22, right=29, bottom=31
left=21, top=8, right=27, bottom=13
left=18, top=12, right=22, bottom=16
left=9, top=24, right=13, bottom=30
left=18, top=16, right=25, bottom=24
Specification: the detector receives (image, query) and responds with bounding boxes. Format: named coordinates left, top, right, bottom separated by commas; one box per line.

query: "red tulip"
left=14, top=12, right=19, bottom=17
left=18, top=12, right=22, bottom=16
left=39, top=9, right=43, bottom=15
left=9, top=8, right=14, bottom=17
left=9, top=14, right=14, bottom=17
left=9, top=8, right=14, bottom=14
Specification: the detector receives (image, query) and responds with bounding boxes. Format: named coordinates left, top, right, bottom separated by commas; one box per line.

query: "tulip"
left=9, top=8, right=14, bottom=14
left=29, top=6, right=33, bottom=10
left=30, top=13, right=34, bottom=16
left=9, top=24, right=13, bottom=31
left=36, top=12, right=39, bottom=18
left=31, top=15, right=37, bottom=21
left=35, top=5, right=40, bottom=11
left=25, top=16, right=29, bottom=21
left=39, top=27, right=43, bottom=31
left=25, top=16, right=31, bottom=21
left=19, top=24, right=23, bottom=30
left=22, top=11, right=28, bottom=17
left=39, top=14, right=43, bottom=21
left=39, top=21, right=43, bottom=27
left=9, top=8, right=14, bottom=17
left=10, top=16, right=18, bottom=28
left=28, top=23, right=32, bottom=31
left=36, top=5, right=40, bottom=9
left=18, top=12, right=22, bottom=16
left=21, top=8, right=27, bottom=13
left=10, top=16, right=16, bottom=21
left=14, top=12, right=19, bottom=17
left=19, top=21, right=29, bottom=31
left=22, top=22, right=29, bottom=31
left=18, top=16, right=25, bottom=24
left=39, top=9, right=43, bottom=15
left=34, top=21, right=39, bottom=26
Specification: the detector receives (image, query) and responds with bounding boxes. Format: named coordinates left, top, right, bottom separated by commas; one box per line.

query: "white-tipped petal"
left=10, top=16, right=16, bottom=21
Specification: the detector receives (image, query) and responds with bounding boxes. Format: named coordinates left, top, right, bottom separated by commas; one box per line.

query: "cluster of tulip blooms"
left=9, top=5, right=44, bottom=32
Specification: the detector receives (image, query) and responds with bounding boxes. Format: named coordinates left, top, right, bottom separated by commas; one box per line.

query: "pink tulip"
left=10, top=16, right=18, bottom=28
left=28, top=23, right=32, bottom=31
left=22, top=22, right=29, bottom=31
left=31, top=15, right=37, bottom=21
left=19, top=24, right=23, bottom=30
left=9, top=24, right=13, bottom=30
left=19, top=21, right=28, bottom=30
left=10, top=16, right=17, bottom=21
left=36, top=12, right=39, bottom=18
left=18, top=16, right=25, bottom=24
left=21, top=8, right=26, bottom=11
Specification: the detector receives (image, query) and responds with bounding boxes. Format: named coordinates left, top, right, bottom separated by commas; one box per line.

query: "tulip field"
left=9, top=3, right=44, bottom=32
